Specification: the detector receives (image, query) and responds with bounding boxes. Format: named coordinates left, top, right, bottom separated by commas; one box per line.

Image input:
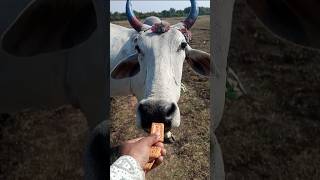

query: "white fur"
left=110, top=23, right=188, bottom=128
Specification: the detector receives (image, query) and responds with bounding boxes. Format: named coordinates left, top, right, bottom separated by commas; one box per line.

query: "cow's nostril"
left=165, top=103, right=176, bottom=118
left=138, top=100, right=177, bottom=131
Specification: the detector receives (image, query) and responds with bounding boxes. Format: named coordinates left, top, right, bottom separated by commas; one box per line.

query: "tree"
left=175, top=10, right=184, bottom=17
left=161, top=10, right=170, bottom=17
left=199, top=7, right=210, bottom=15
left=169, top=8, right=176, bottom=17
left=110, top=7, right=210, bottom=21
left=184, top=7, right=191, bottom=15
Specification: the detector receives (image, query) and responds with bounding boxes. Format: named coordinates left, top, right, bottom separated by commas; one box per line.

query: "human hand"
left=120, top=134, right=166, bottom=172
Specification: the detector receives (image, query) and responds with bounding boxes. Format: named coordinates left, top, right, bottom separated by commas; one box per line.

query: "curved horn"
left=183, top=0, right=199, bottom=29
left=126, top=0, right=145, bottom=32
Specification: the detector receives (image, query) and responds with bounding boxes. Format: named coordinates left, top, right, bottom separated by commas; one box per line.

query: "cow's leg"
left=211, top=0, right=235, bottom=179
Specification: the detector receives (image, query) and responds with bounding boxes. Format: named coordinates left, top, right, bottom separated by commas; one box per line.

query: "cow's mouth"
left=141, top=121, right=172, bottom=134
left=136, top=99, right=178, bottom=133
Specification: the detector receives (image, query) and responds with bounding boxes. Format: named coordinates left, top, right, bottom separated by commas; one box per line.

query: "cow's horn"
left=126, top=0, right=149, bottom=32
left=183, top=0, right=199, bottom=29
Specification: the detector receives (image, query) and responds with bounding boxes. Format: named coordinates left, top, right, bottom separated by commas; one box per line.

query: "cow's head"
left=111, top=0, right=210, bottom=133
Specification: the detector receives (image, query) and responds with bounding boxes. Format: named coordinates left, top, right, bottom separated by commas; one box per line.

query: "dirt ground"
left=217, top=0, right=320, bottom=179
left=110, top=16, right=210, bottom=180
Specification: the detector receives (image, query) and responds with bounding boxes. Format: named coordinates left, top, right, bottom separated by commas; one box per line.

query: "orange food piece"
left=150, top=123, right=164, bottom=142
left=144, top=123, right=164, bottom=171
left=149, top=146, right=161, bottom=159
left=144, top=161, right=155, bottom=170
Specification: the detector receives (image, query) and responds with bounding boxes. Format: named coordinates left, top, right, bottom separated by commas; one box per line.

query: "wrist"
left=128, top=153, right=146, bottom=169
left=125, top=155, right=144, bottom=171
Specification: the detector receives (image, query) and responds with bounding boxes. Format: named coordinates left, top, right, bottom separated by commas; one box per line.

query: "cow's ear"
left=111, top=54, right=140, bottom=79
left=186, top=48, right=210, bottom=76
left=1, top=0, right=97, bottom=57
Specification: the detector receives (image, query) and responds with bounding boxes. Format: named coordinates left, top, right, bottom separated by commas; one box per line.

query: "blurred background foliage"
left=110, top=7, right=210, bottom=21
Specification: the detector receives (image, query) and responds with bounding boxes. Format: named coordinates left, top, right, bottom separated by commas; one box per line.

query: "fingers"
left=161, top=147, right=166, bottom=156
left=126, top=137, right=143, bottom=143
left=148, top=146, right=166, bottom=163
left=154, top=142, right=164, bottom=148
left=125, top=135, right=166, bottom=173
left=145, top=156, right=164, bottom=173
left=139, top=134, right=160, bottom=146
left=151, top=156, right=164, bottom=170
left=154, top=142, right=166, bottom=156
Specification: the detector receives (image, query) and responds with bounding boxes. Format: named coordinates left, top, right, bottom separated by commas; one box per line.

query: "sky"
left=110, top=1, right=210, bottom=13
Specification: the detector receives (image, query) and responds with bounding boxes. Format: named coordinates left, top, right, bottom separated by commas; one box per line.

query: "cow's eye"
left=181, top=42, right=187, bottom=49
left=135, top=45, right=141, bottom=53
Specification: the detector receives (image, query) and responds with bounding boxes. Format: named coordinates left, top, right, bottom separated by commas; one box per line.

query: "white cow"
left=110, top=0, right=210, bottom=134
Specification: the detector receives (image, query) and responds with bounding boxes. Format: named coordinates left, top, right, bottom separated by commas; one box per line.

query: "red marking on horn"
left=126, top=0, right=144, bottom=32
left=182, top=0, right=199, bottom=29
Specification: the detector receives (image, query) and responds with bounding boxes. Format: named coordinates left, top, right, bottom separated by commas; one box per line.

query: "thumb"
left=140, top=134, right=160, bottom=146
